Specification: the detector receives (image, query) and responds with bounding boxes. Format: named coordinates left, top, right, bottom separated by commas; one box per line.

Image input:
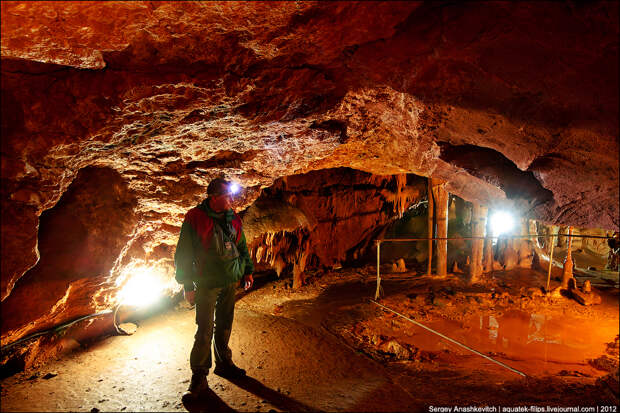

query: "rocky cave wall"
left=1, top=166, right=422, bottom=350
left=243, top=168, right=425, bottom=281
left=1, top=2, right=618, bottom=353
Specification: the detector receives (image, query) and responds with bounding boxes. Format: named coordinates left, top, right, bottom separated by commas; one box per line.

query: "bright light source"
left=117, top=265, right=168, bottom=308
left=490, top=211, right=515, bottom=237
left=229, top=182, right=240, bottom=195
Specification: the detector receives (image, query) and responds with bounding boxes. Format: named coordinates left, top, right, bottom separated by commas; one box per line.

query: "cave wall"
left=244, top=168, right=426, bottom=279
left=1, top=167, right=137, bottom=346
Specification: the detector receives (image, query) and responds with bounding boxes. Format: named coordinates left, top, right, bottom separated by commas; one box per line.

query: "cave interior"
left=1, top=1, right=619, bottom=411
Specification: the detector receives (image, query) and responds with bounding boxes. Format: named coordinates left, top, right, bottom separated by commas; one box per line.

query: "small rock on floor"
left=118, top=322, right=138, bottom=335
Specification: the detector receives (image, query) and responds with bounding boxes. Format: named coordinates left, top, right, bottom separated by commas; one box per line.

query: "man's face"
left=210, top=192, right=232, bottom=212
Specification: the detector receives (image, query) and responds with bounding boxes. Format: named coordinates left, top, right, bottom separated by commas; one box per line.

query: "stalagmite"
left=503, top=238, right=518, bottom=270
left=483, top=209, right=493, bottom=273
left=469, top=202, right=487, bottom=283
left=427, top=178, right=434, bottom=276
left=561, top=226, right=574, bottom=289
left=293, top=238, right=310, bottom=289
left=431, top=180, right=449, bottom=276
left=517, top=219, right=534, bottom=268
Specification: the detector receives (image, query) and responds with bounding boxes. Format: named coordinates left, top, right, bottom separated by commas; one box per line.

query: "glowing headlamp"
left=228, top=182, right=240, bottom=195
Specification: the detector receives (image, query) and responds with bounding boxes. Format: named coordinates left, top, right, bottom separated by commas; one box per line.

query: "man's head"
left=207, top=178, right=237, bottom=212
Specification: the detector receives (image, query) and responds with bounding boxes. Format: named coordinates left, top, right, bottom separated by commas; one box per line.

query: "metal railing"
left=374, top=233, right=616, bottom=300
left=371, top=232, right=616, bottom=377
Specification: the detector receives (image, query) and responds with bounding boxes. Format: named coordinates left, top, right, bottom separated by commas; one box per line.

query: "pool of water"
left=410, top=309, right=618, bottom=376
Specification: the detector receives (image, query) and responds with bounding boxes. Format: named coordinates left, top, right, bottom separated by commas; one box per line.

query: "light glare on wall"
left=490, top=211, right=515, bottom=237
left=117, top=265, right=167, bottom=308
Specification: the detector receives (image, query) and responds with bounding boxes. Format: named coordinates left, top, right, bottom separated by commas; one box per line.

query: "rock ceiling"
left=1, top=2, right=618, bottom=344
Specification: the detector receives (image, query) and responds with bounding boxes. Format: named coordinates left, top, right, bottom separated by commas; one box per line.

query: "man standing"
left=175, top=178, right=254, bottom=397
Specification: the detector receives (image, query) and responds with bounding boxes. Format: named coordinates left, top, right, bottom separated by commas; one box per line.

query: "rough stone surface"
left=1, top=2, right=618, bottom=351
left=246, top=168, right=425, bottom=278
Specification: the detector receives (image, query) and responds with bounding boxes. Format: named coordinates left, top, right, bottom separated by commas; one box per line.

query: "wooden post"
left=427, top=178, right=434, bottom=276
left=483, top=209, right=493, bottom=273
left=470, top=203, right=487, bottom=283
left=561, top=226, right=574, bottom=288
left=432, top=182, right=449, bottom=276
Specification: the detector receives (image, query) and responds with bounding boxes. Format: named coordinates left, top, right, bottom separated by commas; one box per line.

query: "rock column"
left=561, top=226, right=574, bottom=288
left=483, top=209, right=494, bottom=273
left=431, top=181, right=449, bottom=276
left=427, top=178, right=434, bottom=276
left=470, top=202, right=487, bottom=283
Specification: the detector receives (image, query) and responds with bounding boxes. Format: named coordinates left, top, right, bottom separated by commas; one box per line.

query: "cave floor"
left=1, top=266, right=618, bottom=412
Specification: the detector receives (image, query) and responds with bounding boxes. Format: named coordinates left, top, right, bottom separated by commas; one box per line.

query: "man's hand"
left=243, top=274, right=254, bottom=291
left=184, top=289, right=196, bottom=306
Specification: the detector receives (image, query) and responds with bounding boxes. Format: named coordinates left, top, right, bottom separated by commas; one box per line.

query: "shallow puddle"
left=407, top=309, right=618, bottom=376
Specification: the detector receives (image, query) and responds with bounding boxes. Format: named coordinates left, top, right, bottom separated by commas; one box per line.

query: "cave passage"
left=1, top=1, right=619, bottom=411
left=1, top=167, right=619, bottom=412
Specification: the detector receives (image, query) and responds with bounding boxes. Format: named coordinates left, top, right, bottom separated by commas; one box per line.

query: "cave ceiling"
left=1, top=2, right=618, bottom=303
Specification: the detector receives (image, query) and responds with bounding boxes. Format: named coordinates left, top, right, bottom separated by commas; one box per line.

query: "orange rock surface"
left=1, top=2, right=618, bottom=353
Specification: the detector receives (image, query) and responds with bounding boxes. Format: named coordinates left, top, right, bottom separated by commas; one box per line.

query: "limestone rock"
left=392, top=258, right=407, bottom=273
left=0, top=1, right=618, bottom=369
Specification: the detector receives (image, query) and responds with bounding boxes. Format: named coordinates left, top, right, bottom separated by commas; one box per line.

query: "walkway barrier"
left=370, top=299, right=527, bottom=377
left=374, top=233, right=615, bottom=300
left=371, top=232, right=615, bottom=378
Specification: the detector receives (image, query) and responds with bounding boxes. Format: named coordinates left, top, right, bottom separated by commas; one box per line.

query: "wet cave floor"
left=1, top=266, right=618, bottom=412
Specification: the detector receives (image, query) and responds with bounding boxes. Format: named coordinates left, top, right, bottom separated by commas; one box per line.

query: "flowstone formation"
left=1, top=1, right=618, bottom=365
left=244, top=168, right=425, bottom=287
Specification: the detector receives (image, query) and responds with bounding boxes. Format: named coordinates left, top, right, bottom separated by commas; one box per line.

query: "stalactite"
left=249, top=227, right=313, bottom=288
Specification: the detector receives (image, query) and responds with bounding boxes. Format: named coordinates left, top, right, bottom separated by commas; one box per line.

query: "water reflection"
left=469, top=310, right=613, bottom=365
left=418, top=309, right=617, bottom=375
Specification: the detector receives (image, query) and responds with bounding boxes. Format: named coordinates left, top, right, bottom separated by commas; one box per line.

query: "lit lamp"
left=490, top=211, right=515, bottom=238
left=114, top=264, right=176, bottom=335
left=117, top=266, right=167, bottom=308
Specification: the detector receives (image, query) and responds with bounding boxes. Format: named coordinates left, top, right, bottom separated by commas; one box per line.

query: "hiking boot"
left=185, top=373, right=209, bottom=396
left=213, top=362, right=246, bottom=379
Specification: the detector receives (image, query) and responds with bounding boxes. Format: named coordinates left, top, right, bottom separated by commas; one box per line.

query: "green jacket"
left=174, top=199, right=254, bottom=290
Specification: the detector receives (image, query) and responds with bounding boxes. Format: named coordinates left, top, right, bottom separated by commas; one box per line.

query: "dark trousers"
left=190, top=283, right=236, bottom=375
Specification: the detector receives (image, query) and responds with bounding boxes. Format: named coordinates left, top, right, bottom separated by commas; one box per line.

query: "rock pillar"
left=431, top=181, right=449, bottom=276
left=561, top=226, right=574, bottom=288
left=427, top=178, right=434, bottom=276
left=483, top=209, right=494, bottom=273
left=470, top=202, right=487, bottom=283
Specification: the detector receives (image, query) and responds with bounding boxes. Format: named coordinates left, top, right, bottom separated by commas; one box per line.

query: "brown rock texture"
left=1, top=167, right=137, bottom=345
left=1, top=1, right=618, bottom=351
left=245, top=168, right=425, bottom=282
